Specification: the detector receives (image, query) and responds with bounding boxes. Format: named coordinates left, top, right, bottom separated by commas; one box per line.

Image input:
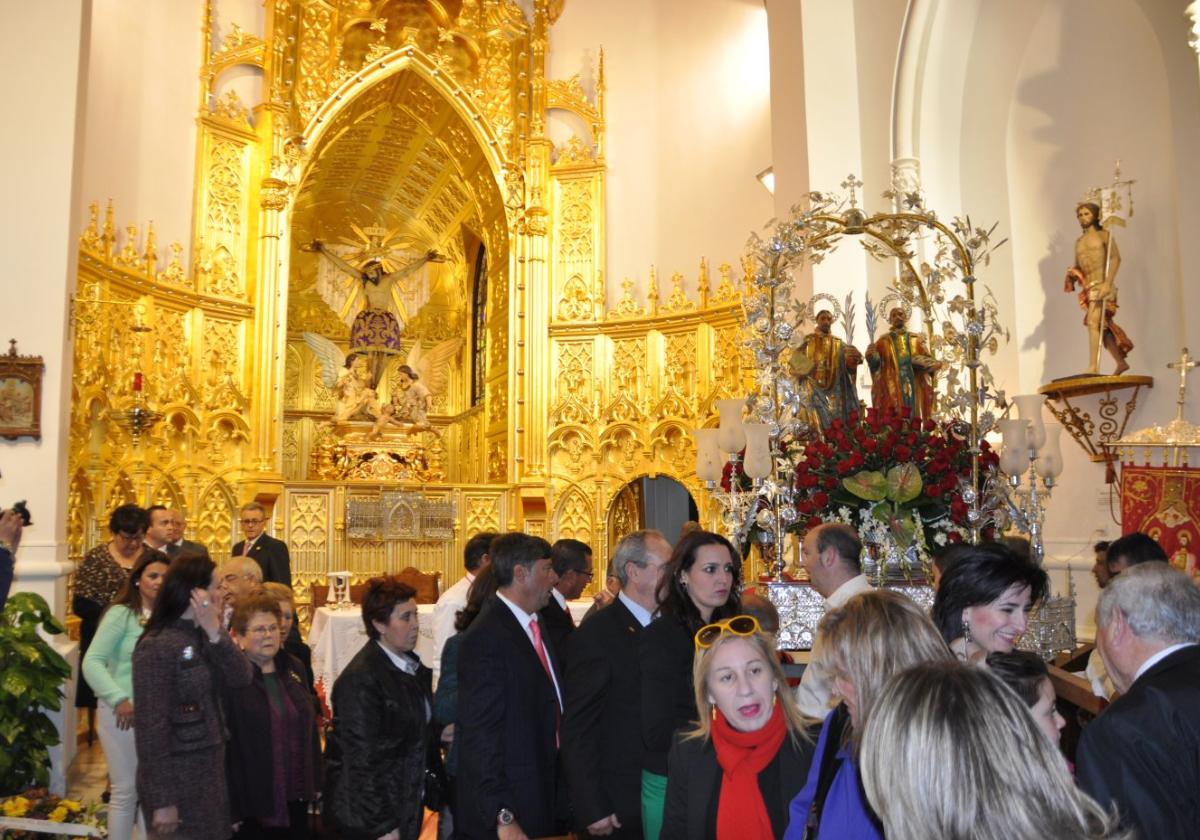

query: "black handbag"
left=423, top=734, right=449, bottom=812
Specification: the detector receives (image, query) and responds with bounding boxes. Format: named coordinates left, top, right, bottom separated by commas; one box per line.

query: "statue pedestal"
left=309, top=422, right=443, bottom=482
left=1039, top=374, right=1153, bottom=470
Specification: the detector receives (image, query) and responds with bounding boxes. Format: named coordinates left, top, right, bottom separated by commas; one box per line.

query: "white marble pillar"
left=0, top=0, right=89, bottom=794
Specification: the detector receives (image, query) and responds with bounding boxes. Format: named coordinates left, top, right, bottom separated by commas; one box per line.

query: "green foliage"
left=884, top=463, right=923, bottom=503
left=0, top=592, right=71, bottom=795
left=843, top=470, right=886, bottom=502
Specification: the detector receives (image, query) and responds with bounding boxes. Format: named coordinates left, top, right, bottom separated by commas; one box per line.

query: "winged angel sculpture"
left=300, top=228, right=460, bottom=431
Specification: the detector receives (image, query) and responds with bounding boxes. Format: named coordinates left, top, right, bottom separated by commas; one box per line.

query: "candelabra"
left=985, top=395, right=1065, bottom=563
left=109, top=368, right=163, bottom=445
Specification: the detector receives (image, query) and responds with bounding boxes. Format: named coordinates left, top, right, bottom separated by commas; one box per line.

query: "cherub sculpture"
left=303, top=338, right=380, bottom=423
left=370, top=338, right=463, bottom=437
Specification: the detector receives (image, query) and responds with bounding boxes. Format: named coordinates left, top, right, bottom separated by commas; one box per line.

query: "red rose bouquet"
left=789, top=406, right=997, bottom=554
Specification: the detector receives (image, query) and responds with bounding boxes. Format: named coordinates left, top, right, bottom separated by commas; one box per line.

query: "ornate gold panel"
left=70, top=3, right=765, bottom=599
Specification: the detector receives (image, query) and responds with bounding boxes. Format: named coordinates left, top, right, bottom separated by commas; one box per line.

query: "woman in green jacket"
left=81, top=549, right=170, bottom=840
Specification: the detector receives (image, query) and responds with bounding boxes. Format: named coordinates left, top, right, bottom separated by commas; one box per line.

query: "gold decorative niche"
left=68, top=1, right=762, bottom=613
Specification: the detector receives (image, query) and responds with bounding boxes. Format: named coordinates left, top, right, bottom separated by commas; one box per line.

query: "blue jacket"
left=783, top=708, right=883, bottom=840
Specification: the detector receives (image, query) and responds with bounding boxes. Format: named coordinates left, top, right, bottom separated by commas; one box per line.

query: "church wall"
left=1, top=0, right=90, bottom=793
left=792, top=0, right=908, bottom=403
left=905, top=0, right=1200, bottom=636
left=76, top=0, right=203, bottom=261
left=547, top=0, right=774, bottom=307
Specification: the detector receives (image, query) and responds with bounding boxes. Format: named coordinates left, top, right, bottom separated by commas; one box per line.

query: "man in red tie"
left=457, top=532, right=568, bottom=840
left=538, top=538, right=593, bottom=670
left=230, top=502, right=292, bottom=587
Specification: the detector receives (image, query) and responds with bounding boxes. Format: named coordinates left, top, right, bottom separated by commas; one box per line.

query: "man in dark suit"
left=1077, top=562, right=1200, bottom=839
left=458, top=532, right=564, bottom=840
left=231, top=502, right=291, bottom=586
left=143, top=505, right=177, bottom=554
left=562, top=529, right=671, bottom=839
left=166, top=508, right=210, bottom=560
left=538, top=538, right=593, bottom=668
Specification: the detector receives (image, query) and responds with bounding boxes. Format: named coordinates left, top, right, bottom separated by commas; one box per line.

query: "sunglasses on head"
left=694, top=614, right=761, bottom=649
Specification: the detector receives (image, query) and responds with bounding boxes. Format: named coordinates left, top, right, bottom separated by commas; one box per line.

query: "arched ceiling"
left=292, top=68, right=498, bottom=256
left=288, top=67, right=506, bottom=339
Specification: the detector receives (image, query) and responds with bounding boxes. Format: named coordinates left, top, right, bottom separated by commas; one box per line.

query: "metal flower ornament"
left=702, top=178, right=1011, bottom=580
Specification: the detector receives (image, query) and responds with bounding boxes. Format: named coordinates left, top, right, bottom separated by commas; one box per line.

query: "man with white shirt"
left=458, top=532, right=566, bottom=840
left=1086, top=532, right=1168, bottom=698
left=538, top=538, right=593, bottom=669
left=166, top=508, right=210, bottom=561
left=431, top=531, right=496, bottom=685
left=144, top=505, right=177, bottom=552
left=562, top=529, right=670, bottom=839
left=1077, top=562, right=1200, bottom=839
left=795, top=522, right=873, bottom=718
left=231, top=502, right=292, bottom=586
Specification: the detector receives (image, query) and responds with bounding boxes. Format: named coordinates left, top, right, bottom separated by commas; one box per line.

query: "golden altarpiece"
left=68, top=0, right=756, bottom=617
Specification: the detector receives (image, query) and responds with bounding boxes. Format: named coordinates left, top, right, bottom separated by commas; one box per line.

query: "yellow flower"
left=49, top=805, right=69, bottom=822
left=60, top=799, right=82, bottom=812
left=2, top=796, right=31, bottom=817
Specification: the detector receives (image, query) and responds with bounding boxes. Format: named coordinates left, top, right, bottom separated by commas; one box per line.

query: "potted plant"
left=0, top=592, right=72, bottom=796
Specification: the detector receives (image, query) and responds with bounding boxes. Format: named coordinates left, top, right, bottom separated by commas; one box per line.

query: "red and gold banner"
left=1120, top=465, right=1200, bottom=576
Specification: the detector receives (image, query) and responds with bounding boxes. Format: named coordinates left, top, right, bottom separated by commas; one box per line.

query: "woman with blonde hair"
left=661, top=616, right=815, bottom=839
left=859, top=661, right=1129, bottom=840
left=783, top=590, right=953, bottom=840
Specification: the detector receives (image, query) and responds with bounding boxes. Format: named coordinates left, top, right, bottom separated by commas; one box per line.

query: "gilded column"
left=254, top=173, right=290, bottom=478
left=520, top=0, right=552, bottom=482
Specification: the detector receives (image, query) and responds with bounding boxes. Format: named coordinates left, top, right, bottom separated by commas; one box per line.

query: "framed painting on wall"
left=0, top=340, right=44, bottom=440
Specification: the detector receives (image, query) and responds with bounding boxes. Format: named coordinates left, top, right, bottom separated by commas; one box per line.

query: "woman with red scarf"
left=661, top=616, right=816, bottom=839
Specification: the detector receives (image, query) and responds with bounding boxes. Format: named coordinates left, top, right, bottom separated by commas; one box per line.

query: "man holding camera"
left=0, top=507, right=24, bottom=609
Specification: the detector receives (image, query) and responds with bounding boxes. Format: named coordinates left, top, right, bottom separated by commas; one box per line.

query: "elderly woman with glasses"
left=640, top=530, right=743, bottom=839
left=661, top=615, right=816, bottom=840
left=75, top=504, right=150, bottom=718
left=224, top=593, right=321, bottom=839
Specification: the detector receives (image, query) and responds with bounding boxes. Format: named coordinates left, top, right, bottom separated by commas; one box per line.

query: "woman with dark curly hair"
left=75, top=504, right=149, bottom=717
left=323, top=577, right=434, bottom=840
left=639, top=530, right=742, bottom=839
left=931, top=541, right=1049, bottom=661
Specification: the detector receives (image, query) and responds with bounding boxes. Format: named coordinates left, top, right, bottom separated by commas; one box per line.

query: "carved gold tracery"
left=69, top=1, right=764, bottom=614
